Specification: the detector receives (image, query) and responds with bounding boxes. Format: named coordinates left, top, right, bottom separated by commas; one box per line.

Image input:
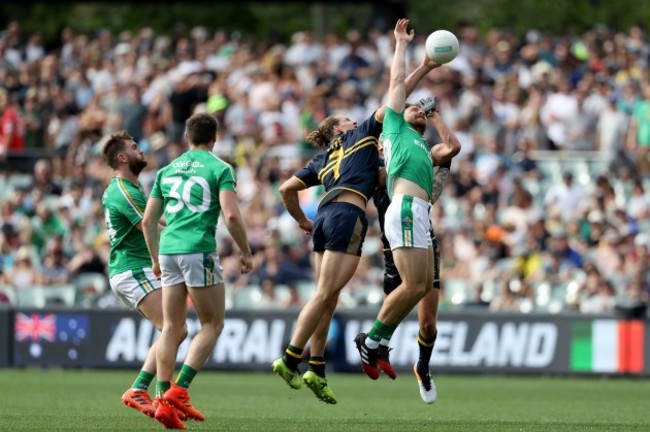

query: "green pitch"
left=0, top=370, right=647, bottom=431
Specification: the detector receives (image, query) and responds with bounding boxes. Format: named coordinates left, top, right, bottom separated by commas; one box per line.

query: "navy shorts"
left=312, top=202, right=368, bottom=256
left=384, top=228, right=440, bottom=295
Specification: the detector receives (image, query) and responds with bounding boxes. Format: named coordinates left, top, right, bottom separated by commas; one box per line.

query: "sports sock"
left=175, top=364, right=198, bottom=389
left=417, top=330, right=437, bottom=376
left=308, top=356, right=326, bottom=378
left=283, top=344, right=303, bottom=370
left=156, top=381, right=171, bottom=398
left=366, top=320, right=392, bottom=348
left=132, top=370, right=154, bottom=390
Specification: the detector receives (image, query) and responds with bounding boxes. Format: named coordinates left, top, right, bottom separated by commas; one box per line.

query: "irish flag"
left=570, top=319, right=644, bottom=373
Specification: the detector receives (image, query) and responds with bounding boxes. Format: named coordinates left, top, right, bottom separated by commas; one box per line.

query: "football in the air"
left=425, top=30, right=459, bottom=64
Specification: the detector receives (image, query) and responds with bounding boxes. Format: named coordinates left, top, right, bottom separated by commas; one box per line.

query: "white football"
left=425, top=30, right=459, bottom=64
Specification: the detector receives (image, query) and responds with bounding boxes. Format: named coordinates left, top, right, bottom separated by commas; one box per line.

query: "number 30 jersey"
left=150, top=149, right=236, bottom=255
left=102, top=177, right=152, bottom=277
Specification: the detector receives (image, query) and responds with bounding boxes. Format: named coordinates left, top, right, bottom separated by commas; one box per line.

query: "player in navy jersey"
left=272, top=24, right=442, bottom=404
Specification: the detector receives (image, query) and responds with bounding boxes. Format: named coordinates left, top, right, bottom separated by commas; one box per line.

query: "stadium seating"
left=233, top=285, right=263, bottom=309
left=73, top=273, right=109, bottom=306
left=0, top=285, right=17, bottom=306
left=15, top=285, right=77, bottom=308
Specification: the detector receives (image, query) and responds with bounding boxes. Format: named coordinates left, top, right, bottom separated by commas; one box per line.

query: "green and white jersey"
left=150, top=149, right=236, bottom=255
left=381, top=107, right=433, bottom=199
left=102, top=177, right=152, bottom=278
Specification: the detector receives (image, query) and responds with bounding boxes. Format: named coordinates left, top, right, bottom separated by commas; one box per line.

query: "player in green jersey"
left=102, top=130, right=187, bottom=419
left=271, top=23, right=442, bottom=405
left=374, top=96, right=462, bottom=403
left=142, top=113, right=253, bottom=429
left=355, top=19, right=460, bottom=384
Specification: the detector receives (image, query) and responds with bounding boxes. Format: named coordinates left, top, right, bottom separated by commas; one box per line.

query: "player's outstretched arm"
left=377, top=51, right=441, bottom=123
left=386, top=18, right=414, bottom=114
left=142, top=196, right=164, bottom=279
left=279, top=176, right=313, bottom=235
left=220, top=189, right=253, bottom=274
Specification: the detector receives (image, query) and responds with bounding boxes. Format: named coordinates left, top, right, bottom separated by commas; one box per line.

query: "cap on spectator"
left=115, top=42, right=131, bottom=56
left=602, top=229, right=620, bottom=244
left=16, top=246, right=31, bottom=263
left=588, top=210, right=604, bottom=223
left=150, top=132, right=169, bottom=151
left=191, top=26, right=208, bottom=42
left=485, top=225, right=506, bottom=243
left=526, top=29, right=541, bottom=43
left=571, top=41, right=588, bottom=61
left=634, top=233, right=649, bottom=248
left=532, top=61, right=552, bottom=77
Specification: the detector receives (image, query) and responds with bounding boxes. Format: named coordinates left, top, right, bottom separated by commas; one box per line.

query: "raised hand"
left=394, top=18, right=414, bottom=44
left=421, top=54, right=442, bottom=70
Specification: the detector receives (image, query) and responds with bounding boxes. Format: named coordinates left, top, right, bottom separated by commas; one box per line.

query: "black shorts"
left=384, top=228, right=440, bottom=295
left=312, top=202, right=368, bottom=256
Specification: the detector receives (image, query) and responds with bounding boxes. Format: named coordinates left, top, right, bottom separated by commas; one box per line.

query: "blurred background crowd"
left=0, top=18, right=648, bottom=314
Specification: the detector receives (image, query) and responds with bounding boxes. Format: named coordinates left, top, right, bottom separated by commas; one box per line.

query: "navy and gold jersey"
left=294, top=112, right=382, bottom=209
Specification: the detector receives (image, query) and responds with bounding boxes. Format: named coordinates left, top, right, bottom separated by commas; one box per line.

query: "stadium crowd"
left=0, top=20, right=648, bottom=314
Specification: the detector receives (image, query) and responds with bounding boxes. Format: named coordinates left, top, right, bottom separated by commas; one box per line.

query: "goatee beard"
left=129, top=158, right=147, bottom=176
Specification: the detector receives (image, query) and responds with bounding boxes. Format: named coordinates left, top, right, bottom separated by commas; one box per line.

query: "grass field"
left=0, top=370, right=648, bottom=431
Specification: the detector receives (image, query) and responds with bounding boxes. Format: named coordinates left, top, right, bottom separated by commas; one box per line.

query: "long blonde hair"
left=305, top=115, right=340, bottom=149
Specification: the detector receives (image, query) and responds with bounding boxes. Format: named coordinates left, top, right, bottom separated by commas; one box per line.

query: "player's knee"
left=314, top=290, right=339, bottom=309
left=164, top=322, right=187, bottom=342
left=208, top=320, right=224, bottom=338
left=179, top=325, right=189, bottom=344
left=419, top=321, right=437, bottom=338
left=413, top=282, right=429, bottom=298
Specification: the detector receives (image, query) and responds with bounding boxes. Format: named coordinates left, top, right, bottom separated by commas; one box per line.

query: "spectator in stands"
left=540, top=74, right=578, bottom=150
left=37, top=237, right=70, bottom=286
left=580, top=274, right=617, bottom=314
left=627, top=79, right=650, bottom=177
left=0, top=88, right=24, bottom=161
left=5, top=246, right=38, bottom=290
left=543, top=172, right=586, bottom=220
left=21, top=90, right=46, bottom=149
left=30, top=158, right=62, bottom=196
left=0, top=19, right=648, bottom=315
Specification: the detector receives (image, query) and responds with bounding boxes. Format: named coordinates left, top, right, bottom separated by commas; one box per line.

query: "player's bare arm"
left=142, top=196, right=164, bottom=279
left=279, top=176, right=314, bottom=235
left=386, top=18, right=414, bottom=114
left=376, top=54, right=441, bottom=123
left=428, top=113, right=461, bottom=165
left=430, top=159, right=451, bottom=205
left=220, top=189, right=253, bottom=274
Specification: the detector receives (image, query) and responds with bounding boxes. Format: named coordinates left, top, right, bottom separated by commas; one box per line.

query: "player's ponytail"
left=305, top=115, right=340, bottom=149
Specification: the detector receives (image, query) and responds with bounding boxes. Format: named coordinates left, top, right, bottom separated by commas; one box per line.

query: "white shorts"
left=384, top=194, right=432, bottom=250
left=159, top=252, right=224, bottom=288
left=109, top=268, right=161, bottom=310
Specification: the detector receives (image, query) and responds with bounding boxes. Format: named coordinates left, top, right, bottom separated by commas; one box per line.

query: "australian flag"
left=15, top=313, right=89, bottom=345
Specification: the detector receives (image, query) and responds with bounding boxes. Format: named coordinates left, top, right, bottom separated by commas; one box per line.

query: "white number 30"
left=162, top=176, right=211, bottom=213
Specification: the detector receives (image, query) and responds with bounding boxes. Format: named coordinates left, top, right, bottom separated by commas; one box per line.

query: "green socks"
left=156, top=381, right=171, bottom=398
left=367, top=320, right=397, bottom=348
left=132, top=370, right=154, bottom=390
left=176, top=364, right=198, bottom=389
